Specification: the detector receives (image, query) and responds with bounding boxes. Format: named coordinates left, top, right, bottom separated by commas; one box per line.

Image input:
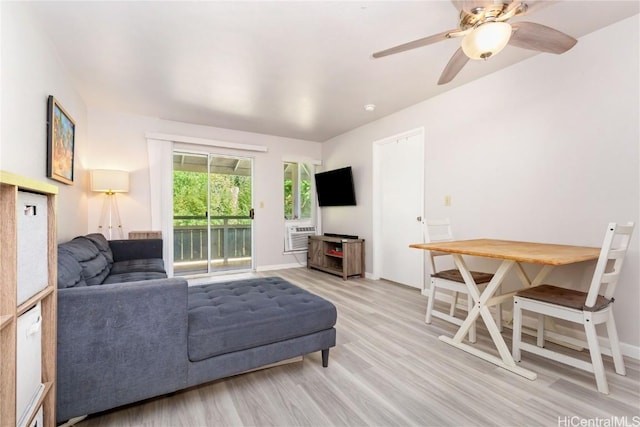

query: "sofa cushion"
left=110, top=259, right=166, bottom=275
left=187, top=277, right=337, bottom=362
left=84, top=233, right=114, bottom=264
left=57, top=249, right=87, bottom=289
left=60, top=237, right=111, bottom=286
left=103, top=271, right=168, bottom=284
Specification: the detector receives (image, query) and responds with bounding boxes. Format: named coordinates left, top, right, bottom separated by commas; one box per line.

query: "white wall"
left=322, top=16, right=640, bottom=349
left=86, top=109, right=322, bottom=270
left=0, top=2, right=88, bottom=242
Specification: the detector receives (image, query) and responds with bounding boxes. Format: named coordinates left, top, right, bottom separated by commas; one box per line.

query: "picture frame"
left=47, top=95, right=75, bottom=185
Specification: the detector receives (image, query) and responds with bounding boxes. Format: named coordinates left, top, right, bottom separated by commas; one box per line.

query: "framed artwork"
left=47, top=95, right=75, bottom=185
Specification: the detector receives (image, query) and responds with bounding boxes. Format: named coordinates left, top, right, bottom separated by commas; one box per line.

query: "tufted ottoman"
left=187, top=277, right=337, bottom=372
left=56, top=240, right=339, bottom=424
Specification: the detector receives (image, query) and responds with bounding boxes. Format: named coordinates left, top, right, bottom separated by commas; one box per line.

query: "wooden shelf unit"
left=0, top=171, right=58, bottom=427
left=307, top=235, right=365, bottom=280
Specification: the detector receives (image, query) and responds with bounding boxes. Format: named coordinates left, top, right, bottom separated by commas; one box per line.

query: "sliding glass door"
left=172, top=152, right=253, bottom=276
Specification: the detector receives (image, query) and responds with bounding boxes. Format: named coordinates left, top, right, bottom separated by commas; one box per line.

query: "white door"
left=375, top=131, right=424, bottom=288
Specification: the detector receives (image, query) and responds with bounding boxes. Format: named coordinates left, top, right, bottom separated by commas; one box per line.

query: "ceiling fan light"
left=461, top=21, right=512, bottom=60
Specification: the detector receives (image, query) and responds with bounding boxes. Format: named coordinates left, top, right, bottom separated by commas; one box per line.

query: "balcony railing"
left=173, top=215, right=252, bottom=275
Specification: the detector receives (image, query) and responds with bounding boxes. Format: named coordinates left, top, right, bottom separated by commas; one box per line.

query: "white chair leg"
left=467, top=293, right=476, bottom=343
left=605, top=311, right=626, bottom=376
left=450, top=291, right=459, bottom=317
left=536, top=313, right=545, bottom=348
left=495, top=286, right=502, bottom=332
left=512, top=299, right=522, bottom=362
left=584, top=315, right=609, bottom=394
left=425, top=283, right=436, bottom=324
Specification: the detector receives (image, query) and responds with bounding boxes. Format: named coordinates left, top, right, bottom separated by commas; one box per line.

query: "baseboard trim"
left=257, top=263, right=305, bottom=272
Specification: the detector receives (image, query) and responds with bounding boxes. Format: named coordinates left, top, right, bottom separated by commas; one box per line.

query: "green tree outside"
left=284, top=162, right=312, bottom=220
left=173, top=171, right=252, bottom=226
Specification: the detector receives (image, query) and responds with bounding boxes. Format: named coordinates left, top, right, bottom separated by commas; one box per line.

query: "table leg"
left=448, top=257, right=512, bottom=343
left=439, top=256, right=538, bottom=380
left=514, top=263, right=554, bottom=288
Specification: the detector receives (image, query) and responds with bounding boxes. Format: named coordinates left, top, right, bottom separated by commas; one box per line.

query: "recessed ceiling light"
left=364, top=104, right=376, bottom=112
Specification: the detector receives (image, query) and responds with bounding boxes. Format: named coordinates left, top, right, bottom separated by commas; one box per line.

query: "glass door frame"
left=172, top=149, right=255, bottom=277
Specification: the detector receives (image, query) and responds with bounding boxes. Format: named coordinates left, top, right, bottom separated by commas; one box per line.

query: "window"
left=284, top=162, right=313, bottom=220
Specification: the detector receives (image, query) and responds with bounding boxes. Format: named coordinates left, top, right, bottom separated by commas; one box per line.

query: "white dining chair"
left=424, top=219, right=500, bottom=342
left=512, top=222, right=635, bottom=394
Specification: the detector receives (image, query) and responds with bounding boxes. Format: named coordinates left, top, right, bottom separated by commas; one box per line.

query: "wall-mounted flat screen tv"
left=314, top=166, right=357, bottom=207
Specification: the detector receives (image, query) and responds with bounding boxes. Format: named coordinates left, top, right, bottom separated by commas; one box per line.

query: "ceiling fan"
left=372, top=0, right=577, bottom=85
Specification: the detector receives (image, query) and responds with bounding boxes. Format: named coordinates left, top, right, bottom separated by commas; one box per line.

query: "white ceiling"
left=27, top=1, right=639, bottom=142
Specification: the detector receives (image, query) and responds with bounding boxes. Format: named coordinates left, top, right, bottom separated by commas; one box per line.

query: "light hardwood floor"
left=78, top=268, right=640, bottom=426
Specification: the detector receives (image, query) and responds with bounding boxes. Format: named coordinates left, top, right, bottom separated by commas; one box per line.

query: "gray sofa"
left=56, top=234, right=337, bottom=424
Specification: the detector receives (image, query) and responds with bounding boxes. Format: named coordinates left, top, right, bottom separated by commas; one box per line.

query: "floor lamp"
left=90, top=169, right=129, bottom=239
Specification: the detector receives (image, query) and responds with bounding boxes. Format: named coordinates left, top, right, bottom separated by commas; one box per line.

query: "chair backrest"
left=425, top=219, right=454, bottom=274
left=586, top=222, right=635, bottom=308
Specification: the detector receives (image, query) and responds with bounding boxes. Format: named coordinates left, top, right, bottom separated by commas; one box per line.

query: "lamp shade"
left=90, top=169, right=129, bottom=193
left=461, top=22, right=512, bottom=60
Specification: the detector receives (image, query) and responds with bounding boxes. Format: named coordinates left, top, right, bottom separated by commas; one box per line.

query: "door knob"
left=416, top=216, right=422, bottom=222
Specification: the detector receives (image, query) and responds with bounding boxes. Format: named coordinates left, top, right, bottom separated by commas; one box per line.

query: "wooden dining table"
left=410, top=239, right=600, bottom=379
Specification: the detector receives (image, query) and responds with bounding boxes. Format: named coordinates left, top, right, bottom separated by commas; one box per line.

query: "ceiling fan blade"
left=509, top=21, right=577, bottom=54
left=438, top=48, right=469, bottom=85
left=372, top=30, right=454, bottom=58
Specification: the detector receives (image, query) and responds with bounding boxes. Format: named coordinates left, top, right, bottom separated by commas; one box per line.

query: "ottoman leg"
left=322, top=349, right=330, bottom=367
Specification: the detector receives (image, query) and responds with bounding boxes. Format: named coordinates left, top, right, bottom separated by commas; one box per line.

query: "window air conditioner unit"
left=286, top=225, right=317, bottom=251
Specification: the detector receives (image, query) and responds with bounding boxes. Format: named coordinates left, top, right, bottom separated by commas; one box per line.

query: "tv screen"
left=314, top=166, right=357, bottom=207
